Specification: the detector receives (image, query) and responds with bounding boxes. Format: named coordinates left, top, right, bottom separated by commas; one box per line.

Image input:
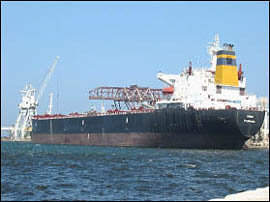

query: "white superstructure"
left=157, top=34, right=258, bottom=111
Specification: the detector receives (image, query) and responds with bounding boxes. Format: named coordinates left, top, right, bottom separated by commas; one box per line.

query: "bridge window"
left=227, top=58, right=233, bottom=65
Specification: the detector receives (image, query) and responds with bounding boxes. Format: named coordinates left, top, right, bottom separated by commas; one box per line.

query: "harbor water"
left=1, top=141, right=269, bottom=201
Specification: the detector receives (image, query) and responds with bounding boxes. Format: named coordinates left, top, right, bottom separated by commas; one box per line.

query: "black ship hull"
left=31, top=108, right=265, bottom=149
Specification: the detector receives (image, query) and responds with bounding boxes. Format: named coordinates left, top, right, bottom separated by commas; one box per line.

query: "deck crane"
left=11, top=56, right=59, bottom=140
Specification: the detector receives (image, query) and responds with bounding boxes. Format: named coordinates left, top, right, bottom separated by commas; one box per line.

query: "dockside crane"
left=2, top=56, right=59, bottom=141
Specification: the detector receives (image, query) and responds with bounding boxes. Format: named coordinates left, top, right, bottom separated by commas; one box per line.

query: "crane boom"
left=36, top=56, right=59, bottom=104
left=156, top=72, right=179, bottom=86
left=89, top=85, right=163, bottom=110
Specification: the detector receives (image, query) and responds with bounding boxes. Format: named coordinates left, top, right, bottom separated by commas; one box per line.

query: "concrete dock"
left=209, top=186, right=269, bottom=201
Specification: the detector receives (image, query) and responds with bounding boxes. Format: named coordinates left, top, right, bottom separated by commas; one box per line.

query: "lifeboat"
left=162, top=86, right=174, bottom=94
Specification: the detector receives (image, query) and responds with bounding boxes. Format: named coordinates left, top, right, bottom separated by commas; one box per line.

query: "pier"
left=209, top=186, right=269, bottom=201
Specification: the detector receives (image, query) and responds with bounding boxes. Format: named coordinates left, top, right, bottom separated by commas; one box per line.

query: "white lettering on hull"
left=244, top=119, right=256, bottom=123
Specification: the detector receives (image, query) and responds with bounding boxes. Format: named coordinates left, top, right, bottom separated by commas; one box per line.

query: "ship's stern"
left=235, top=110, right=265, bottom=139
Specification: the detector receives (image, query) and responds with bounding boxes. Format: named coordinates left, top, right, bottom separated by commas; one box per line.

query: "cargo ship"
left=31, top=35, right=265, bottom=149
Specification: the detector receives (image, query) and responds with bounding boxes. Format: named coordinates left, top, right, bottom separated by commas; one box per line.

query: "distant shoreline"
left=1, top=138, right=31, bottom=142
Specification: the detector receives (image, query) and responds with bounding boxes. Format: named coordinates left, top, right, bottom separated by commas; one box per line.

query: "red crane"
left=89, top=85, right=163, bottom=110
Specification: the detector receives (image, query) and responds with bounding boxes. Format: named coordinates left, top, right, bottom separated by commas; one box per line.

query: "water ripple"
left=1, top=142, right=269, bottom=201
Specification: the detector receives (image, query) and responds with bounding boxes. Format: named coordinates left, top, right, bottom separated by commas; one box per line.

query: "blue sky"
left=1, top=1, right=269, bottom=126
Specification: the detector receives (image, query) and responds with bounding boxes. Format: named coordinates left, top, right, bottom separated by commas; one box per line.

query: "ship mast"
left=208, top=33, right=221, bottom=71
left=47, top=93, right=53, bottom=115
